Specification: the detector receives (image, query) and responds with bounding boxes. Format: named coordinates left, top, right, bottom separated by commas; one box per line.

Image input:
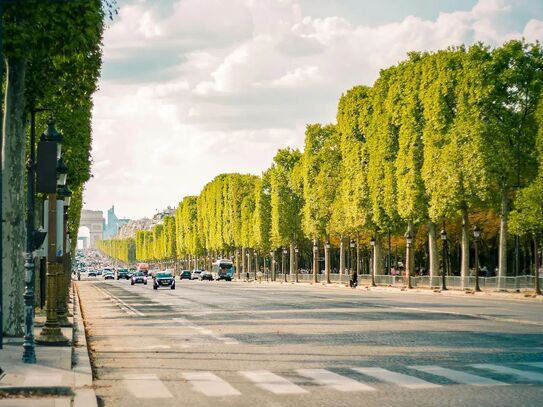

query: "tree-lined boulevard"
left=1, top=1, right=543, bottom=406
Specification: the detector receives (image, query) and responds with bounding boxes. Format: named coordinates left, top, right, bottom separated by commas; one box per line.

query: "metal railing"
left=243, top=273, right=543, bottom=291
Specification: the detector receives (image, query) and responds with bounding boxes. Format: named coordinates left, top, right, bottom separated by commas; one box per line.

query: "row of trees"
left=1, top=1, right=111, bottom=334
left=99, top=41, right=543, bottom=290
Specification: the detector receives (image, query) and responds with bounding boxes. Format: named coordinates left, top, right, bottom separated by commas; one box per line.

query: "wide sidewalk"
left=0, top=283, right=96, bottom=407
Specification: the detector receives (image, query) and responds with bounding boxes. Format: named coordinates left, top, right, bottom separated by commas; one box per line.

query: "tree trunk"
left=2, top=57, right=27, bottom=336
left=498, top=190, right=508, bottom=290
left=461, top=207, right=469, bottom=290
left=428, top=221, right=439, bottom=287
left=339, top=237, right=345, bottom=275
left=406, top=221, right=415, bottom=288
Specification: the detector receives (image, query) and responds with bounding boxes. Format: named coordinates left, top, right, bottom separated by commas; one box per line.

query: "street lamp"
left=349, top=240, right=355, bottom=275
left=325, top=242, right=331, bottom=284
left=294, top=246, right=299, bottom=283
left=56, top=184, right=72, bottom=327
left=473, top=224, right=481, bottom=292
left=282, top=247, right=287, bottom=282
left=36, top=119, right=69, bottom=346
left=440, top=225, right=448, bottom=291
left=370, top=237, right=376, bottom=287
left=405, top=231, right=413, bottom=289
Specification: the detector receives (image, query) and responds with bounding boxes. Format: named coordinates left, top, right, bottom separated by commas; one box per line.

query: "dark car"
left=154, top=271, right=175, bottom=290
left=88, top=270, right=97, bottom=278
left=199, top=270, right=213, bottom=281
left=117, top=268, right=130, bottom=280
left=179, top=270, right=191, bottom=280
left=131, top=271, right=148, bottom=285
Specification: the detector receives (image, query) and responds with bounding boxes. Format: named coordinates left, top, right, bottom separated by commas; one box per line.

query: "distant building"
left=103, top=205, right=130, bottom=239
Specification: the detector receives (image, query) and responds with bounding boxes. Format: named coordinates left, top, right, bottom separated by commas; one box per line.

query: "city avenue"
left=76, top=279, right=543, bottom=407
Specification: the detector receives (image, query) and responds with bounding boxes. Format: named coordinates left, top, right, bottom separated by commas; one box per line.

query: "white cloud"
left=85, top=0, right=543, bottom=219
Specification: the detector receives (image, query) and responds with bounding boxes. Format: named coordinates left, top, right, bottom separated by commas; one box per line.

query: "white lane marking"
left=471, top=364, right=543, bottom=382
left=240, top=370, right=308, bottom=394
left=352, top=367, right=441, bottom=389
left=296, top=369, right=375, bottom=392
left=145, top=345, right=171, bottom=350
left=173, top=318, right=239, bottom=345
left=123, top=374, right=172, bottom=399
left=524, top=362, right=543, bottom=369
left=411, top=366, right=508, bottom=386
left=182, top=372, right=241, bottom=396
left=94, top=285, right=145, bottom=316
left=24, top=373, right=62, bottom=386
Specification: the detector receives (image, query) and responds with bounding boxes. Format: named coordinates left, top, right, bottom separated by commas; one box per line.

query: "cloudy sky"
left=83, top=0, right=543, bottom=221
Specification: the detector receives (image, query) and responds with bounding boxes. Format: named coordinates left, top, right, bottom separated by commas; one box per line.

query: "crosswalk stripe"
left=410, top=366, right=507, bottom=386
left=123, top=374, right=173, bottom=399
left=183, top=372, right=241, bottom=396
left=471, top=364, right=543, bottom=382
left=296, top=369, right=375, bottom=392
left=352, top=367, right=441, bottom=389
left=240, top=370, right=308, bottom=394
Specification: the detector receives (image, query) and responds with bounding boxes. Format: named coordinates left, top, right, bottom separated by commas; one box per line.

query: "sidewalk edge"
left=72, top=282, right=98, bottom=407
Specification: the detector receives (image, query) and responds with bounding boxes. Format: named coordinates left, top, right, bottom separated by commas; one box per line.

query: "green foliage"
left=97, top=237, right=135, bottom=263
left=301, top=123, right=341, bottom=239
left=270, top=148, right=303, bottom=248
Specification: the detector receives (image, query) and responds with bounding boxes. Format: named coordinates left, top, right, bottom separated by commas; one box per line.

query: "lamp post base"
left=35, top=326, right=69, bottom=346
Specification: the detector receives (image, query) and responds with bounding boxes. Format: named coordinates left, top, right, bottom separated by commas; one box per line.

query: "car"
left=199, top=270, right=213, bottom=281
left=154, top=271, right=175, bottom=290
left=117, top=268, right=130, bottom=280
left=88, top=270, right=97, bottom=277
left=191, top=269, right=203, bottom=280
left=179, top=270, right=192, bottom=280
left=104, top=271, right=115, bottom=280
left=131, top=271, right=148, bottom=285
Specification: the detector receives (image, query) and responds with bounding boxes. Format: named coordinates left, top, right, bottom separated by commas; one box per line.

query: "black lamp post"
left=312, top=240, right=318, bottom=284
left=294, top=246, right=299, bottom=283
left=440, top=225, right=448, bottom=291
left=325, top=242, right=331, bottom=284
left=370, top=237, right=376, bottom=287
left=349, top=240, right=355, bottom=275
left=22, top=109, right=48, bottom=363
left=253, top=250, right=258, bottom=281
left=282, top=248, right=287, bottom=282
left=473, top=224, right=481, bottom=292
left=57, top=184, right=72, bottom=327
left=235, top=250, right=240, bottom=279
left=405, top=231, right=413, bottom=289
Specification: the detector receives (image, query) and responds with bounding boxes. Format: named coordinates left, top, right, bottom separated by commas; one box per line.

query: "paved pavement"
left=0, top=286, right=96, bottom=407
left=77, top=278, right=543, bottom=407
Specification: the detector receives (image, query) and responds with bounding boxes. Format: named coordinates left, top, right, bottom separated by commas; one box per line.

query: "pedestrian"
left=246, top=271, right=250, bottom=282
left=349, top=269, right=358, bottom=288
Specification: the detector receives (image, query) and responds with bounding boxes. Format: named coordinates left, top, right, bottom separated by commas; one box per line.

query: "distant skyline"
left=83, top=0, right=543, bottom=220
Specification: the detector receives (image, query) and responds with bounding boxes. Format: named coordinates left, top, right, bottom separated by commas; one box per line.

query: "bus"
left=212, top=259, right=235, bottom=281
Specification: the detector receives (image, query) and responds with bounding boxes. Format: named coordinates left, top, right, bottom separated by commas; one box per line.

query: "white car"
left=191, top=270, right=203, bottom=280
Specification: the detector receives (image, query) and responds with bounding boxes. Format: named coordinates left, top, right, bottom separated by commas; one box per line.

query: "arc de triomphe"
left=79, top=209, right=103, bottom=248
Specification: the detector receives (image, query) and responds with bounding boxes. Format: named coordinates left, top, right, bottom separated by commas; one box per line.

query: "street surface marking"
left=352, top=367, right=441, bottom=389
left=471, top=364, right=543, bottom=382
left=123, top=374, right=172, bottom=398
left=94, top=285, right=145, bottom=316
left=145, top=345, right=171, bottom=350
left=173, top=318, right=240, bottom=345
left=24, top=373, right=62, bottom=386
left=296, top=369, right=375, bottom=392
left=182, top=372, right=241, bottom=396
left=410, top=366, right=508, bottom=386
left=524, top=362, right=543, bottom=368
left=240, top=370, right=308, bottom=394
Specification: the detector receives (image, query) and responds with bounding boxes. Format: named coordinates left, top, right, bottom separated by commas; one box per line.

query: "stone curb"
left=72, top=282, right=98, bottom=407
left=238, top=279, right=543, bottom=302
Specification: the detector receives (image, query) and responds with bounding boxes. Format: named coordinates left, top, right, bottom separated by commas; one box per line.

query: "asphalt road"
left=76, top=278, right=543, bottom=407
